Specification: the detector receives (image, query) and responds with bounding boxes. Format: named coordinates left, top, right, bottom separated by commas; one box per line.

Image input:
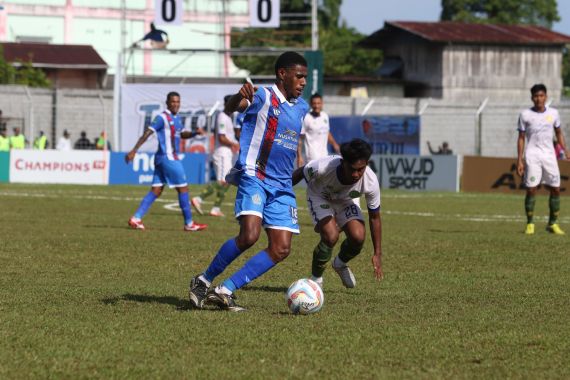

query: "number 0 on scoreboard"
left=249, top=0, right=280, bottom=28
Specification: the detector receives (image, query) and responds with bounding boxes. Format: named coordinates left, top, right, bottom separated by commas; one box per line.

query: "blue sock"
left=225, top=250, right=276, bottom=291
left=178, top=191, right=192, bottom=225
left=134, top=191, right=157, bottom=219
left=203, top=239, right=242, bottom=283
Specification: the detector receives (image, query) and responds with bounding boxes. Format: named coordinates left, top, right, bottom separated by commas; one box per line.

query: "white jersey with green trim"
left=518, top=107, right=561, bottom=159
left=303, top=155, right=381, bottom=211
left=214, top=111, right=237, bottom=155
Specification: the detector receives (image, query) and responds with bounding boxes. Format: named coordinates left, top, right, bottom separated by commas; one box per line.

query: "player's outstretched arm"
left=292, top=166, right=305, bottom=186
left=180, top=128, right=204, bottom=139
left=516, top=131, right=526, bottom=177
left=125, top=128, right=154, bottom=163
left=555, top=127, right=570, bottom=159
left=368, top=209, right=383, bottom=280
left=328, top=133, right=340, bottom=154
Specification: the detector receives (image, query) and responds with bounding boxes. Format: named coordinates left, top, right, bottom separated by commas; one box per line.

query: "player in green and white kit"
left=517, top=84, right=570, bottom=235
left=292, top=138, right=383, bottom=287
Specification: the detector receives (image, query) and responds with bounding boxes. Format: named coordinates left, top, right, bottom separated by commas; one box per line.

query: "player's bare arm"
left=328, top=133, right=340, bottom=153
left=218, top=134, right=238, bottom=150
left=368, top=209, right=383, bottom=280
left=296, top=137, right=304, bottom=167
left=180, top=129, right=204, bottom=139
left=125, top=128, right=154, bottom=163
left=292, top=166, right=305, bottom=186
left=225, top=83, right=257, bottom=114
left=555, top=127, right=570, bottom=159
left=516, top=131, right=526, bottom=177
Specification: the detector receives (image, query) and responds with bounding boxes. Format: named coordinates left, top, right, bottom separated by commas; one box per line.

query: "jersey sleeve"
left=363, top=168, right=381, bottom=211
left=554, top=109, right=561, bottom=129
left=301, top=114, right=308, bottom=135
left=149, top=114, right=164, bottom=133
left=303, top=156, right=336, bottom=183
left=216, top=113, right=228, bottom=135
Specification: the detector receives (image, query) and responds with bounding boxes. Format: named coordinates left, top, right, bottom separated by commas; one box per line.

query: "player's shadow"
left=242, top=285, right=288, bottom=293
left=101, top=294, right=191, bottom=311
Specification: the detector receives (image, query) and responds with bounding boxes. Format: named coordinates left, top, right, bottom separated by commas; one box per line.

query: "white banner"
left=120, top=84, right=241, bottom=152
left=155, top=0, right=183, bottom=26
left=249, top=0, right=280, bottom=28
left=10, top=150, right=110, bottom=185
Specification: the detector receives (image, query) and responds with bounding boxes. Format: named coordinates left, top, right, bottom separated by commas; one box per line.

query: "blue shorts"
left=152, top=160, right=188, bottom=188
left=235, top=174, right=299, bottom=234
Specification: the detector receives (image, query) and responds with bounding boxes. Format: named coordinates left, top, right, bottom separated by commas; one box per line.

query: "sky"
left=339, top=0, right=570, bottom=36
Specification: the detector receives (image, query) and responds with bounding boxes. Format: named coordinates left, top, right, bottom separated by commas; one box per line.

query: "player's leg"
left=311, top=216, right=339, bottom=287
left=175, top=185, right=207, bottom=231
left=543, top=159, right=564, bottom=234
left=332, top=202, right=366, bottom=288
left=523, top=157, right=541, bottom=235
left=210, top=153, right=232, bottom=216
left=206, top=186, right=298, bottom=311
left=128, top=167, right=166, bottom=229
left=189, top=176, right=266, bottom=309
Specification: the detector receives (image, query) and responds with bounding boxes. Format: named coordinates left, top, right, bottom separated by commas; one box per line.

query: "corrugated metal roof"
left=1, top=43, right=108, bottom=68
left=360, top=21, right=570, bottom=47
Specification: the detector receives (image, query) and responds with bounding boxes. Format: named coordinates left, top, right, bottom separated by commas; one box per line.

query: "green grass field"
left=1, top=183, right=570, bottom=379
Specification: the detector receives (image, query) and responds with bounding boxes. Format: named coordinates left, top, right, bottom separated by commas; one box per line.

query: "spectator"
left=95, top=131, right=112, bottom=151
left=10, top=127, right=26, bottom=149
left=132, top=22, right=169, bottom=49
left=427, top=141, right=453, bottom=155
left=74, top=131, right=93, bottom=150
left=56, top=130, right=72, bottom=151
left=0, top=110, right=6, bottom=130
left=0, top=128, right=9, bottom=152
left=33, top=131, right=49, bottom=150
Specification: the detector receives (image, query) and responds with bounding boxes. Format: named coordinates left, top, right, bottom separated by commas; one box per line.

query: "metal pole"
left=475, top=97, right=489, bottom=156
left=311, top=0, right=318, bottom=51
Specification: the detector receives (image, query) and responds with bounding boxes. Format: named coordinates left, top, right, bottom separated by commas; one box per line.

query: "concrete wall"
left=442, top=45, right=564, bottom=103
left=1, top=84, right=569, bottom=158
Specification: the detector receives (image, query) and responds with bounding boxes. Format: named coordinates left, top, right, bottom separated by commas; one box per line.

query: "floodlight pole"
left=311, top=0, right=318, bottom=50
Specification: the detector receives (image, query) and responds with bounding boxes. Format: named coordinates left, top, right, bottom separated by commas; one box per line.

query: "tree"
left=0, top=47, right=51, bottom=88
left=231, top=0, right=381, bottom=77
left=441, top=0, right=560, bottom=28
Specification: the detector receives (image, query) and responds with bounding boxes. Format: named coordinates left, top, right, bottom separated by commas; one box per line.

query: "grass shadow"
left=101, top=293, right=191, bottom=311
left=242, top=285, right=288, bottom=293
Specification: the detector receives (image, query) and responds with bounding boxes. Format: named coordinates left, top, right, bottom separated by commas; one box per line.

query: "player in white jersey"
left=296, top=93, right=340, bottom=167
left=292, top=138, right=383, bottom=288
left=517, top=84, right=570, bottom=235
left=192, top=95, right=240, bottom=217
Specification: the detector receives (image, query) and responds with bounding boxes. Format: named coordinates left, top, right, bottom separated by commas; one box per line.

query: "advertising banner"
left=462, top=156, right=570, bottom=195
left=109, top=152, right=206, bottom=185
left=370, top=154, right=459, bottom=192
left=10, top=150, right=109, bottom=185
left=330, top=115, right=420, bottom=155
left=0, top=152, right=9, bottom=183
left=120, top=83, right=241, bottom=153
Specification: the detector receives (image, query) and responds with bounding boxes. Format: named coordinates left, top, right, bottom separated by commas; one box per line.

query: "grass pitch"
left=1, top=183, right=570, bottom=379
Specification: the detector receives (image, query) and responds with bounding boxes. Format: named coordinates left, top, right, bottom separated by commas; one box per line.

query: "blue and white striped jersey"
left=236, top=84, right=309, bottom=189
left=148, top=110, right=183, bottom=165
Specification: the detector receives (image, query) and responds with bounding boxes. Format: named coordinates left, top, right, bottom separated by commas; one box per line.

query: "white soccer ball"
left=286, top=278, right=324, bottom=315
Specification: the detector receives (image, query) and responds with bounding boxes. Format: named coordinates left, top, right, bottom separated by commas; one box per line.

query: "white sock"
left=216, top=285, right=232, bottom=295
left=198, top=274, right=211, bottom=287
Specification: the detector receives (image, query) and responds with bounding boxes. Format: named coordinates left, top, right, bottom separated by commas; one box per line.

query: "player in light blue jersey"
left=125, top=92, right=207, bottom=232
left=189, top=52, right=309, bottom=311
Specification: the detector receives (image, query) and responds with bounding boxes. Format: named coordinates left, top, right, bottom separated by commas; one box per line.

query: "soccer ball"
left=286, top=278, right=324, bottom=315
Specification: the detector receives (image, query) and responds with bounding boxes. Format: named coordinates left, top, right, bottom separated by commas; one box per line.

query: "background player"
left=297, top=93, right=339, bottom=167
left=192, top=95, right=240, bottom=217
left=293, top=138, right=383, bottom=288
left=517, top=84, right=569, bottom=235
left=125, top=91, right=207, bottom=232
left=188, top=52, right=309, bottom=312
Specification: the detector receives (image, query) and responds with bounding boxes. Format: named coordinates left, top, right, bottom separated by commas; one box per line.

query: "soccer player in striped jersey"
left=292, top=139, right=383, bottom=288
left=517, top=84, right=570, bottom=235
left=189, top=52, right=309, bottom=311
left=125, top=91, right=207, bottom=232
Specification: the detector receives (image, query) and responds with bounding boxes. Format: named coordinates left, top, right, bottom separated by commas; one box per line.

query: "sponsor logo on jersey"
left=349, top=190, right=361, bottom=198
left=273, top=108, right=281, bottom=116
left=252, top=193, right=262, bottom=205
